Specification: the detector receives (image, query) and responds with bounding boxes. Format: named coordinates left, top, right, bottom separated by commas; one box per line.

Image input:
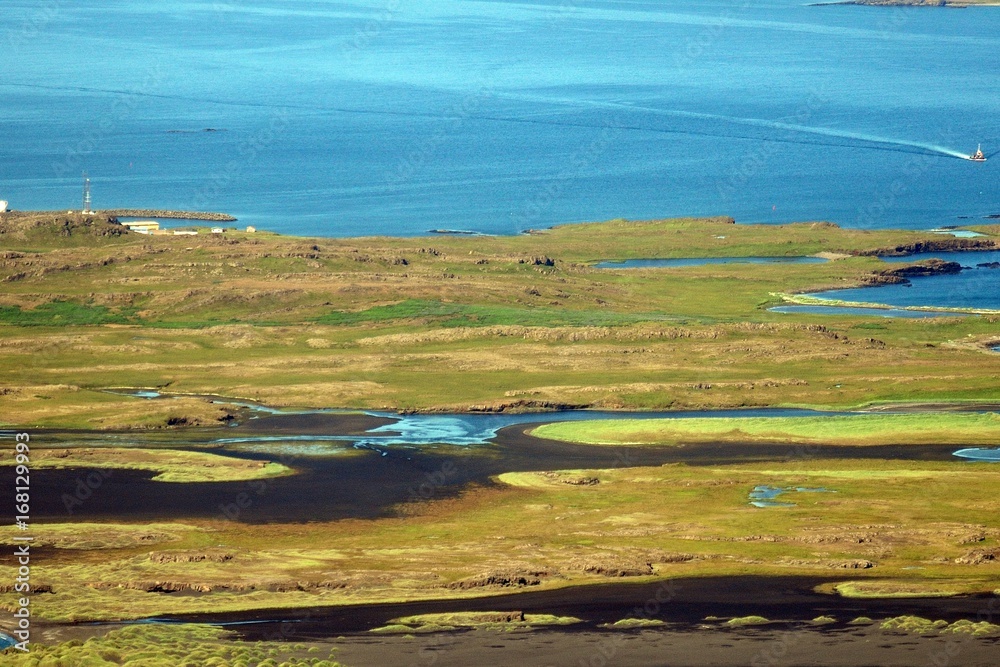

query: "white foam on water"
left=509, top=93, right=973, bottom=160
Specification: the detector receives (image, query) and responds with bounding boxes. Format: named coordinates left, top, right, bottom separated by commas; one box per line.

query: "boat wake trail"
left=514, top=94, right=972, bottom=160
left=672, top=109, right=970, bottom=160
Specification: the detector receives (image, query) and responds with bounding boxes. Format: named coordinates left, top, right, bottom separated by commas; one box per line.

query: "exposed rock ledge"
left=864, top=259, right=963, bottom=285
left=855, top=238, right=997, bottom=257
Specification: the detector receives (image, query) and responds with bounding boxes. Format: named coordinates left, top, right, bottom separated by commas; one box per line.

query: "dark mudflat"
left=158, top=575, right=1000, bottom=635
left=329, top=625, right=1000, bottom=667
left=235, top=411, right=398, bottom=435
left=9, top=417, right=971, bottom=524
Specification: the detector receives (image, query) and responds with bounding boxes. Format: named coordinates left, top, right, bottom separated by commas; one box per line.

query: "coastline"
left=773, top=291, right=1000, bottom=317
left=811, top=0, right=1000, bottom=7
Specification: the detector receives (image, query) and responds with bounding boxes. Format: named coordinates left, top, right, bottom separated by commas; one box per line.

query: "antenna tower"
left=82, top=172, right=92, bottom=214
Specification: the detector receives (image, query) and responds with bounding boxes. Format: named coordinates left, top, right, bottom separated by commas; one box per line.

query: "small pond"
left=768, top=305, right=958, bottom=318
left=749, top=486, right=834, bottom=508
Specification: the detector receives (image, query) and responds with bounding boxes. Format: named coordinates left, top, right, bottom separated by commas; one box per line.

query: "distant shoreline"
left=811, top=0, right=1000, bottom=6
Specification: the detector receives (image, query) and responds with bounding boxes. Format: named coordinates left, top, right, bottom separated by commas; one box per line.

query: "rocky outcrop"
left=864, top=259, right=963, bottom=285
left=855, top=238, right=997, bottom=257
left=463, top=399, right=590, bottom=413
left=148, top=550, right=235, bottom=564
left=574, top=558, right=654, bottom=577
left=447, top=569, right=550, bottom=590
left=88, top=579, right=351, bottom=593
left=956, top=548, right=1000, bottom=565
left=0, top=212, right=127, bottom=238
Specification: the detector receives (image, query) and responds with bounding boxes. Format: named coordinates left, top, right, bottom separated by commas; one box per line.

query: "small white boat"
left=969, top=144, right=986, bottom=162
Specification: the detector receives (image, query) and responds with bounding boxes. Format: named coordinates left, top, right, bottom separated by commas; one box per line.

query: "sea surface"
left=2, top=0, right=998, bottom=237
left=811, top=250, right=1000, bottom=311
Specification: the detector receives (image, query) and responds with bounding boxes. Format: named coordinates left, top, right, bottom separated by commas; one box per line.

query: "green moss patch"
left=533, top=413, right=1000, bottom=447
left=877, top=615, right=1000, bottom=636
left=372, top=611, right=582, bottom=634
left=0, top=624, right=343, bottom=666
left=726, top=615, right=771, bottom=627
left=0, top=447, right=291, bottom=483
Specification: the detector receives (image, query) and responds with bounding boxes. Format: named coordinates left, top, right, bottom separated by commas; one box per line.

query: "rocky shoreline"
left=100, top=209, right=237, bottom=222
left=854, top=237, right=996, bottom=256
left=865, top=258, right=963, bottom=285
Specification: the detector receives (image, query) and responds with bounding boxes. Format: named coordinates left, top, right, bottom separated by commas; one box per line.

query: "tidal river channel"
left=10, top=401, right=992, bottom=524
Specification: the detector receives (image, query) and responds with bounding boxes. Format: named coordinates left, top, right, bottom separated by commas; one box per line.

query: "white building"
left=121, top=220, right=160, bottom=234
left=0, top=201, right=8, bottom=213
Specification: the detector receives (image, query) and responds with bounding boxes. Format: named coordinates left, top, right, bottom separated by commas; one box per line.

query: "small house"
left=121, top=220, right=160, bottom=234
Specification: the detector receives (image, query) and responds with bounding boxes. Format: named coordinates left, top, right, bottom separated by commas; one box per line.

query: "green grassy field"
left=532, top=412, right=1000, bottom=447
left=1, top=213, right=999, bottom=428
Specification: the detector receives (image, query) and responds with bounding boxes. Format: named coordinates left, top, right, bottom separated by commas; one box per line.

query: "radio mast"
left=82, top=172, right=93, bottom=214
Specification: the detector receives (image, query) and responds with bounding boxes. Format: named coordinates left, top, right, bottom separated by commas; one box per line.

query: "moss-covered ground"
left=532, top=412, right=1000, bottom=447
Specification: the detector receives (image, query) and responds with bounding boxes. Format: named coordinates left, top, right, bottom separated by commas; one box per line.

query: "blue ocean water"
left=812, top=250, right=1000, bottom=311
left=1, top=1, right=998, bottom=237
